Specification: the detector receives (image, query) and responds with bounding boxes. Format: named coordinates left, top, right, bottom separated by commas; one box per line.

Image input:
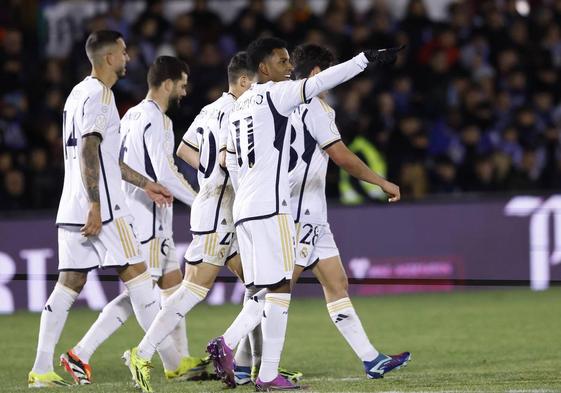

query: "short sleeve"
left=218, top=102, right=234, bottom=151
left=226, top=125, right=235, bottom=153
left=182, top=113, right=203, bottom=151
left=307, top=99, right=341, bottom=149
left=81, top=87, right=111, bottom=139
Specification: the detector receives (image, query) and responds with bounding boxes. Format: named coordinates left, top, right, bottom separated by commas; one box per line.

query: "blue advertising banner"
left=1, top=195, right=560, bottom=314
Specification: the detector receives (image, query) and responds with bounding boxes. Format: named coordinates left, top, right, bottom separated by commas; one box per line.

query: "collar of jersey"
left=144, top=99, right=163, bottom=113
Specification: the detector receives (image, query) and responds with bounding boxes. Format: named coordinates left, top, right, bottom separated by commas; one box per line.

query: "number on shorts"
left=300, top=224, right=319, bottom=246
left=219, top=232, right=232, bottom=245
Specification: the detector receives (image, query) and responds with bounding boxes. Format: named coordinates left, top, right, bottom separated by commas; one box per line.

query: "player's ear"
left=258, top=61, right=269, bottom=77
left=239, top=75, right=247, bottom=88
left=163, top=79, right=174, bottom=93
left=310, top=66, right=321, bottom=77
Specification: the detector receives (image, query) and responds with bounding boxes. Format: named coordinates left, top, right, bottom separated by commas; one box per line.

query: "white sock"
left=327, top=297, right=379, bottom=361
left=137, top=280, right=208, bottom=362
left=32, top=283, right=78, bottom=374
left=249, top=323, right=263, bottom=370
left=161, top=284, right=190, bottom=357
left=223, top=288, right=267, bottom=349
left=74, top=291, right=133, bottom=363
left=234, top=287, right=262, bottom=368
left=258, top=293, right=291, bottom=382
left=125, top=271, right=181, bottom=370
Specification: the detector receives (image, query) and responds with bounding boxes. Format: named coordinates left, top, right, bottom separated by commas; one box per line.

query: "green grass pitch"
left=2, top=288, right=561, bottom=392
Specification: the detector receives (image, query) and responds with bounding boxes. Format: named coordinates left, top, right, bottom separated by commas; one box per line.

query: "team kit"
left=27, top=30, right=410, bottom=392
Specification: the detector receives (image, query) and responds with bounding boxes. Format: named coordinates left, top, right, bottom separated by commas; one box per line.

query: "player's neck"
left=146, top=90, right=168, bottom=113
left=90, top=67, right=117, bottom=89
left=228, top=85, right=243, bottom=99
left=257, top=74, right=273, bottom=84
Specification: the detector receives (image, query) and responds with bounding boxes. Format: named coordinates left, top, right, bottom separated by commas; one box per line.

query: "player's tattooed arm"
left=80, top=135, right=102, bottom=236
left=119, top=161, right=148, bottom=188
left=81, top=135, right=101, bottom=203
left=119, top=159, right=174, bottom=207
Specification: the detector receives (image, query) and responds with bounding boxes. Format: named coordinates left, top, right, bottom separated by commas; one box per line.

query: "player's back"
left=183, top=93, right=236, bottom=233
left=289, top=97, right=341, bottom=224
left=229, top=82, right=294, bottom=224
left=56, top=76, right=128, bottom=226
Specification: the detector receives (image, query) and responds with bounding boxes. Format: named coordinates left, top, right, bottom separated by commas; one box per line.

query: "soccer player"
left=288, top=43, right=410, bottom=379
left=59, top=56, right=207, bottom=385
left=28, top=30, right=172, bottom=388
left=125, top=52, right=255, bottom=393
left=207, top=37, right=404, bottom=391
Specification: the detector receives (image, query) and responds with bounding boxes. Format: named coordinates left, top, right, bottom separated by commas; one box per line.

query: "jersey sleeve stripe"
left=102, top=86, right=110, bottom=105
left=321, top=138, right=341, bottom=150
left=182, top=139, right=199, bottom=151
left=318, top=98, right=331, bottom=113
left=300, top=79, right=308, bottom=104
left=82, top=131, right=103, bottom=140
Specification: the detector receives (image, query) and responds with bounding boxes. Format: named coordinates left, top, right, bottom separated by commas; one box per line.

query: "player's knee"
left=324, top=276, right=348, bottom=299
left=181, top=280, right=211, bottom=302
left=267, top=279, right=291, bottom=293
left=58, top=271, right=87, bottom=292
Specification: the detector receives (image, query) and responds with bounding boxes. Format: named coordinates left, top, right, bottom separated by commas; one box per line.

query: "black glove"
left=364, top=45, right=406, bottom=66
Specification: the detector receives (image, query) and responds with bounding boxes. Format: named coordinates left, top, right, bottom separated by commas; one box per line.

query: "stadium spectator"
left=1, top=0, right=561, bottom=210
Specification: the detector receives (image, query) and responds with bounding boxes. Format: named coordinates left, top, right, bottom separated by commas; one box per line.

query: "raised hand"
left=364, top=45, right=406, bottom=66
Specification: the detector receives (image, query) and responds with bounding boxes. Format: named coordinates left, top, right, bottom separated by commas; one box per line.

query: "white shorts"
left=141, top=237, right=181, bottom=278
left=184, top=230, right=238, bottom=267
left=236, top=214, right=295, bottom=288
left=295, top=222, right=339, bottom=270
left=58, top=216, right=144, bottom=271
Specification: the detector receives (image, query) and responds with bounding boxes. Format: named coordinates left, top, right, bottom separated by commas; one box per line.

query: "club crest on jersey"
left=300, top=247, right=308, bottom=258
left=218, top=248, right=226, bottom=259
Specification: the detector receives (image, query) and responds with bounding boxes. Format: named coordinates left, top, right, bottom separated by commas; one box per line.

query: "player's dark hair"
left=227, top=51, right=253, bottom=84
left=147, top=56, right=190, bottom=88
left=246, top=37, right=288, bottom=72
left=291, top=44, right=335, bottom=79
left=85, top=30, right=123, bottom=60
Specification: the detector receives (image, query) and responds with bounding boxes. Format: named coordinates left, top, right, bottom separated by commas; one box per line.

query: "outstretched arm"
left=326, top=141, right=400, bottom=202
left=274, top=46, right=404, bottom=116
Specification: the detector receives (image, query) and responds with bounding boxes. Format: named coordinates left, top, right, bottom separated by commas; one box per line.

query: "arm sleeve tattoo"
left=119, top=161, right=148, bottom=189
left=80, top=135, right=101, bottom=203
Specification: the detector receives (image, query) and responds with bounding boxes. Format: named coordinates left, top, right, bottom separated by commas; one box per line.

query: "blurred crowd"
left=1, top=0, right=561, bottom=210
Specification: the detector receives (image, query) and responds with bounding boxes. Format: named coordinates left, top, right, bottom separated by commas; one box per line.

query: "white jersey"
left=120, top=99, right=196, bottom=242
left=227, top=52, right=369, bottom=225
left=182, top=92, right=236, bottom=233
left=56, top=76, right=130, bottom=226
left=289, top=97, right=341, bottom=224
